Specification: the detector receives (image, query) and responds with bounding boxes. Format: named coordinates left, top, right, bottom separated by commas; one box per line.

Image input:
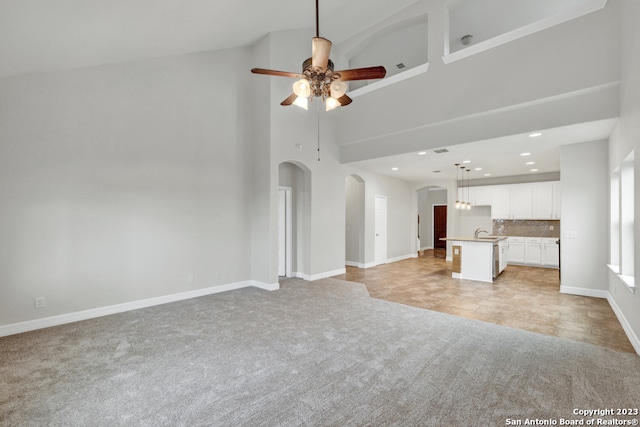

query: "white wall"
left=0, top=49, right=254, bottom=326
left=607, top=0, right=640, bottom=353
left=560, top=140, right=609, bottom=297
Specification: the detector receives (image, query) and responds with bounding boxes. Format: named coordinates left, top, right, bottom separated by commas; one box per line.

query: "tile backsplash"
left=493, top=219, right=560, bottom=238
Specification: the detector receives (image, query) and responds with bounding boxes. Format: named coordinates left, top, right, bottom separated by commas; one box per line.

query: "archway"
left=278, top=161, right=311, bottom=278
left=416, top=186, right=448, bottom=256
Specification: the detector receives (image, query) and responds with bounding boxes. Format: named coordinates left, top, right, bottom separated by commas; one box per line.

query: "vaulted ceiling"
left=0, top=0, right=617, bottom=183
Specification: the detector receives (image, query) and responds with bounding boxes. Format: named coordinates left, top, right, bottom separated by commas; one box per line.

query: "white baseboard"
left=387, top=253, right=417, bottom=263
left=607, top=294, right=640, bottom=355
left=347, top=254, right=419, bottom=269
left=300, top=268, right=347, bottom=281
left=0, top=280, right=274, bottom=338
left=345, top=260, right=380, bottom=268
left=559, top=285, right=608, bottom=299
left=251, top=280, right=280, bottom=291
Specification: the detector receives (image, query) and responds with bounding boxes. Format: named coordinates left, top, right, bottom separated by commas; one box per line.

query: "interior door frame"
left=278, top=186, right=293, bottom=277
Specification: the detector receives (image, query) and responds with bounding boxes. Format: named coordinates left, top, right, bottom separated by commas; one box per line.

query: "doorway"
left=278, top=161, right=311, bottom=279
left=278, top=187, right=292, bottom=277
left=433, top=205, right=447, bottom=249
left=416, top=186, right=448, bottom=252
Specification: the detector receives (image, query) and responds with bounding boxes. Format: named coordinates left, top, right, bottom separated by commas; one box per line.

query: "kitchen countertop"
left=440, top=236, right=508, bottom=243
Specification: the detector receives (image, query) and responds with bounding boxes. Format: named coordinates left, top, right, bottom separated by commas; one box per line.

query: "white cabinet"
left=542, top=238, right=560, bottom=267
left=552, top=181, right=561, bottom=219
left=532, top=182, right=554, bottom=219
left=472, top=186, right=492, bottom=206
left=525, top=238, right=543, bottom=265
left=507, top=236, right=559, bottom=268
left=491, top=185, right=512, bottom=218
left=486, top=181, right=560, bottom=220
left=511, top=183, right=533, bottom=219
left=460, top=186, right=492, bottom=206
left=507, top=237, right=525, bottom=264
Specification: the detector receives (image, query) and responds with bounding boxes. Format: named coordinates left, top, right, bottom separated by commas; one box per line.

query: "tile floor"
left=332, top=250, right=635, bottom=353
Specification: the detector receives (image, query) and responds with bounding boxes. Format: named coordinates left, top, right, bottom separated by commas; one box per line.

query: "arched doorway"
left=416, top=186, right=448, bottom=257
left=278, top=161, right=311, bottom=278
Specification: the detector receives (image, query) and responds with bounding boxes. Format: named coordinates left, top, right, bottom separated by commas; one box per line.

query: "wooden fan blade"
left=334, top=66, right=386, bottom=81
left=280, top=93, right=298, bottom=106
left=311, top=37, right=332, bottom=69
left=337, top=94, right=352, bottom=106
left=251, top=68, right=301, bottom=79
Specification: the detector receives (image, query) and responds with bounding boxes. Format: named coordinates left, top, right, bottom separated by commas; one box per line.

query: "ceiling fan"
left=251, top=0, right=386, bottom=111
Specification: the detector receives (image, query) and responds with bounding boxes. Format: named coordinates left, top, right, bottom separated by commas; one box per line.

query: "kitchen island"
left=441, top=236, right=508, bottom=283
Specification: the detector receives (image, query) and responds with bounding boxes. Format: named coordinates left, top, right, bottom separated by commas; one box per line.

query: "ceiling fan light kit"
left=251, top=0, right=386, bottom=111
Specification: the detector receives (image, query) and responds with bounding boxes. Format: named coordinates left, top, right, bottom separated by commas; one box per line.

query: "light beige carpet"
left=1, top=277, right=639, bottom=426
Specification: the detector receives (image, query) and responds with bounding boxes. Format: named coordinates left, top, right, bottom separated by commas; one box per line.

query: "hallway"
left=333, top=251, right=635, bottom=353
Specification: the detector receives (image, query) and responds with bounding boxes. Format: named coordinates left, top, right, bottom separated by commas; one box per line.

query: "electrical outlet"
left=34, top=297, right=45, bottom=309
left=187, top=274, right=194, bottom=284
left=549, top=225, right=554, bottom=230
left=215, top=272, right=220, bottom=280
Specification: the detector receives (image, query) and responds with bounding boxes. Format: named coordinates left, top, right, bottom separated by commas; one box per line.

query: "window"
left=610, top=150, right=634, bottom=292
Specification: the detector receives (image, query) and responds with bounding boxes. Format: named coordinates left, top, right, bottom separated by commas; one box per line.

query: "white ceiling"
left=0, top=0, right=615, bottom=184
left=0, top=0, right=416, bottom=79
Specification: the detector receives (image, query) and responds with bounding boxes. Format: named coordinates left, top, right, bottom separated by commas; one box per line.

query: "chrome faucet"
left=474, top=228, right=489, bottom=239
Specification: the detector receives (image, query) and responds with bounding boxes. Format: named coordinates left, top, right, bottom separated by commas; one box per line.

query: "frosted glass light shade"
left=293, top=96, right=308, bottom=110
left=330, top=80, right=347, bottom=98
left=325, top=97, right=340, bottom=111
left=292, top=79, right=311, bottom=98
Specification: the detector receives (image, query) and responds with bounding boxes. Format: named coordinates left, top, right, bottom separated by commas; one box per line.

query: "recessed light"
left=433, top=170, right=441, bottom=173
left=529, top=132, right=542, bottom=138
left=526, top=161, right=535, bottom=165
left=530, top=168, right=539, bottom=172
left=474, top=167, right=482, bottom=171
left=418, top=152, right=427, bottom=155
left=391, top=167, right=399, bottom=171
left=462, top=160, right=471, bottom=164
left=484, top=173, right=491, bottom=176
left=520, top=152, right=531, bottom=156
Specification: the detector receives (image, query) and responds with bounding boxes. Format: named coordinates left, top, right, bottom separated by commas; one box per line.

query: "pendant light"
left=460, top=165, right=467, bottom=208
left=466, top=169, right=472, bottom=210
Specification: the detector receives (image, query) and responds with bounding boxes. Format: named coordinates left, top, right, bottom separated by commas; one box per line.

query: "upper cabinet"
left=472, top=186, right=492, bottom=206
left=510, top=183, right=534, bottom=219
left=532, top=182, right=554, bottom=219
left=479, top=181, right=561, bottom=220
left=490, top=185, right=511, bottom=218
